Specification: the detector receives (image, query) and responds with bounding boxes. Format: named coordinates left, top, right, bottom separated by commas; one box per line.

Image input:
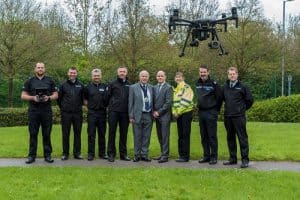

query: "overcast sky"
left=149, top=0, right=299, bottom=23
left=42, top=0, right=299, bottom=23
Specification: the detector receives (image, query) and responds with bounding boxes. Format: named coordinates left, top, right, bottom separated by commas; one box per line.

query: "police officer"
left=223, top=67, right=254, bottom=168
left=196, top=64, right=222, bottom=165
left=84, top=68, right=108, bottom=161
left=58, top=67, right=84, bottom=160
left=107, top=66, right=131, bottom=162
left=21, top=62, right=58, bottom=164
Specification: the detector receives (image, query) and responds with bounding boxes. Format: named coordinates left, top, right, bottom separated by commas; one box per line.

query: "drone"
left=168, top=7, right=238, bottom=57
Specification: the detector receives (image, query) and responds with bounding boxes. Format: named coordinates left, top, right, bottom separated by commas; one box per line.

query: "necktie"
left=141, top=85, right=150, bottom=111
left=158, top=84, right=162, bottom=94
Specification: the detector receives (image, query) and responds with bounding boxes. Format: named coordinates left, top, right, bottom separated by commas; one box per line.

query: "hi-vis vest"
left=172, top=81, right=194, bottom=116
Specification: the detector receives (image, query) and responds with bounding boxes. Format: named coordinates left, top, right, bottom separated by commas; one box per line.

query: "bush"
left=247, top=94, right=300, bottom=122
left=0, top=95, right=299, bottom=127
left=0, top=106, right=87, bottom=127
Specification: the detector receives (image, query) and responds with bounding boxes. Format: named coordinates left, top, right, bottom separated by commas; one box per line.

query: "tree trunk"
left=7, top=77, right=14, bottom=108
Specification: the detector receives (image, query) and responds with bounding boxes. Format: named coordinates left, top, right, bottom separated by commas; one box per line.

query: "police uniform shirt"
left=22, top=76, right=57, bottom=111
left=84, top=83, right=108, bottom=111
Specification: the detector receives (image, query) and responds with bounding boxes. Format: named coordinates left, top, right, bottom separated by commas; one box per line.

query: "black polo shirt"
left=22, top=76, right=57, bottom=112
left=84, top=83, right=108, bottom=112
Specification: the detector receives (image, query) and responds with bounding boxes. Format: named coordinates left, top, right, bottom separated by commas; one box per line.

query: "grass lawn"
left=0, top=167, right=299, bottom=200
left=0, top=122, right=299, bottom=161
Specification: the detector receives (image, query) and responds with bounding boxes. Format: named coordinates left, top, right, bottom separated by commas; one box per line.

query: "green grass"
left=0, top=122, right=300, bottom=161
left=0, top=167, right=299, bottom=200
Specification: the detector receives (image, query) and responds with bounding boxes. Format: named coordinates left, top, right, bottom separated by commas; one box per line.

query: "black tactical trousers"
left=61, top=111, right=83, bottom=156
left=28, top=110, right=53, bottom=158
left=87, top=110, right=107, bottom=157
left=107, top=111, right=129, bottom=158
left=224, top=115, right=249, bottom=162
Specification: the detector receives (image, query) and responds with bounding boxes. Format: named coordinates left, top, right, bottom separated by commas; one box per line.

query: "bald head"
left=156, top=70, right=166, bottom=84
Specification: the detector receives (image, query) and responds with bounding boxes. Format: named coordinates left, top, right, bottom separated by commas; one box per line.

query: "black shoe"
left=133, top=156, right=140, bottom=162
left=87, top=155, right=94, bottom=161
left=99, top=155, right=108, bottom=159
left=108, top=156, right=115, bottom=162
left=120, top=156, right=131, bottom=161
left=25, top=157, right=35, bottom=164
left=240, top=160, right=249, bottom=168
left=175, top=158, right=189, bottom=162
left=74, top=155, right=83, bottom=160
left=209, top=159, right=217, bottom=165
left=152, top=156, right=161, bottom=160
left=158, top=157, right=168, bottom=163
left=141, top=157, right=151, bottom=162
left=198, top=158, right=210, bottom=163
left=223, top=160, right=237, bottom=165
left=61, top=155, right=68, bottom=161
left=44, top=156, right=54, bottom=163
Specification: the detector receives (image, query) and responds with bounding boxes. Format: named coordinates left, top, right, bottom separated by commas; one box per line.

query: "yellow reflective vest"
left=172, top=81, right=194, bottom=116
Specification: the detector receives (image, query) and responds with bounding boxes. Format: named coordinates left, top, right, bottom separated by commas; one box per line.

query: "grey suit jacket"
left=128, top=83, right=154, bottom=123
left=154, top=83, right=173, bottom=121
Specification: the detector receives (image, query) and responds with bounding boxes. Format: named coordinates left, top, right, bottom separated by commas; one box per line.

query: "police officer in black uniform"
left=223, top=67, right=254, bottom=168
left=21, top=62, right=58, bottom=164
left=84, top=68, right=108, bottom=161
left=58, top=67, right=84, bottom=160
left=107, top=66, right=131, bottom=162
left=196, top=64, right=222, bottom=165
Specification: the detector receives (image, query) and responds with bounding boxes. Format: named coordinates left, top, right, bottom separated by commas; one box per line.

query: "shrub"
left=0, top=106, right=87, bottom=127
left=247, top=94, right=300, bottom=122
left=0, top=95, right=299, bottom=127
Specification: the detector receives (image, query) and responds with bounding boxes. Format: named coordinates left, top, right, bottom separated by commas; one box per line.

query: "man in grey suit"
left=129, top=70, right=154, bottom=162
left=153, top=71, right=173, bottom=163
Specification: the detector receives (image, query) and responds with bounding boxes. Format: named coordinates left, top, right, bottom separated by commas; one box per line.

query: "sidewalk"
left=1, top=158, right=300, bottom=171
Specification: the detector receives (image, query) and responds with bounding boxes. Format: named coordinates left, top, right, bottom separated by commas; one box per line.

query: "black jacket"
left=107, top=77, right=131, bottom=112
left=196, top=77, right=222, bottom=114
left=58, top=79, right=84, bottom=112
left=84, top=83, right=108, bottom=111
left=223, top=80, right=254, bottom=117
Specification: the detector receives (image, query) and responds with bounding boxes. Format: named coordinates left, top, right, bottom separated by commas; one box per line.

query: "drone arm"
left=211, top=29, right=227, bottom=55
left=179, top=27, right=192, bottom=57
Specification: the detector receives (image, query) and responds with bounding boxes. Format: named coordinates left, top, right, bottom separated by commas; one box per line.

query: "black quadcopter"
left=168, top=7, right=238, bottom=57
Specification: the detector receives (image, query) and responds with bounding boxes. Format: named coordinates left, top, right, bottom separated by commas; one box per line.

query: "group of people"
left=21, top=62, right=253, bottom=168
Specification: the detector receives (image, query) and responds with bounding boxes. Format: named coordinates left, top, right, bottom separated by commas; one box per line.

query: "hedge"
left=0, top=95, right=299, bottom=127
left=246, top=94, right=300, bottom=122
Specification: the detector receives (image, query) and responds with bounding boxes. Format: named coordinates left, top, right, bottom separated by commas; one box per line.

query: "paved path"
left=0, top=158, right=300, bottom=171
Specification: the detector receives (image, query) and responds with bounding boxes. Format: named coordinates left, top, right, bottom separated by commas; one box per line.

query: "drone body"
left=168, top=7, right=238, bottom=57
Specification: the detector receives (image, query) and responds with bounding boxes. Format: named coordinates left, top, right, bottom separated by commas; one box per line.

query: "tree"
left=64, top=0, right=107, bottom=54
left=0, top=0, right=42, bottom=107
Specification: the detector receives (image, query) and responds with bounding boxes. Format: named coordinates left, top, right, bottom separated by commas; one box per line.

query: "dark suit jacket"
left=154, top=82, right=173, bottom=121
left=128, top=83, right=154, bottom=123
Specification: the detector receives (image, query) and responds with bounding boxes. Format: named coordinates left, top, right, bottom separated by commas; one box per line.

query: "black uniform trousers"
left=107, top=111, right=129, bottom=158
left=224, top=115, right=249, bottom=162
left=61, top=111, right=83, bottom=156
left=87, top=110, right=107, bottom=157
left=198, top=110, right=218, bottom=160
left=28, top=110, right=53, bottom=158
left=176, top=111, right=193, bottom=160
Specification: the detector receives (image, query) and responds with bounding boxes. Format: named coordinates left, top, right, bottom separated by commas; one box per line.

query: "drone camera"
left=208, top=41, right=220, bottom=49
left=190, top=39, right=199, bottom=47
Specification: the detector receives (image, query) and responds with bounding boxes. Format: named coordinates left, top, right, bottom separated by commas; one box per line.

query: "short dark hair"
left=199, top=64, right=208, bottom=70
left=69, top=67, right=77, bottom=71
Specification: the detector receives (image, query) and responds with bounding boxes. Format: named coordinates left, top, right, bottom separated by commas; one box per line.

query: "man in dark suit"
left=153, top=71, right=172, bottom=163
left=223, top=67, right=254, bottom=168
left=128, top=70, right=154, bottom=162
